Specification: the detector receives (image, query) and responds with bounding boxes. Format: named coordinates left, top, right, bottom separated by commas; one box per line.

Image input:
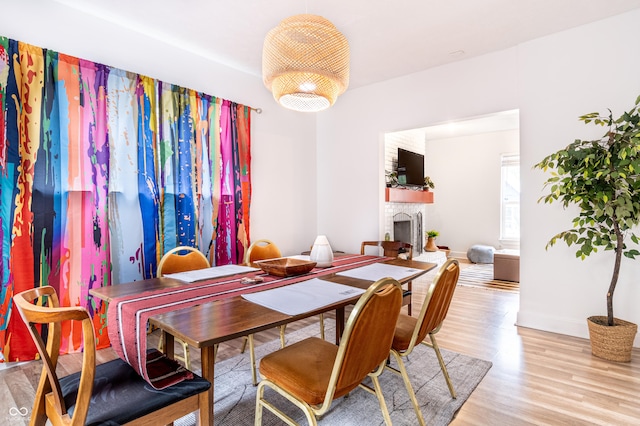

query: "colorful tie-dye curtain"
left=0, top=37, right=252, bottom=362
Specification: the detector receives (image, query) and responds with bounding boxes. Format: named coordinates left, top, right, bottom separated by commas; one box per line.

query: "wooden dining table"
left=90, top=255, right=437, bottom=425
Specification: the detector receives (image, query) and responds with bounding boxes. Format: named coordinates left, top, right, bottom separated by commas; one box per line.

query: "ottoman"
left=493, top=249, right=520, bottom=282
left=466, top=245, right=495, bottom=264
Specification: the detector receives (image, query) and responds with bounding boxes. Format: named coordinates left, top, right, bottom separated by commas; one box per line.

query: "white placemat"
left=164, top=264, right=259, bottom=283
left=335, top=262, right=422, bottom=281
left=242, top=278, right=365, bottom=315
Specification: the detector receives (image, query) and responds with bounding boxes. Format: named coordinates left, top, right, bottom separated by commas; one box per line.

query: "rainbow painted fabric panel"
left=0, top=37, right=252, bottom=362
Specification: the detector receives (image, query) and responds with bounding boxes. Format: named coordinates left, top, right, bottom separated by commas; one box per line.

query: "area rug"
left=457, top=263, right=519, bottom=292
left=177, top=319, right=491, bottom=426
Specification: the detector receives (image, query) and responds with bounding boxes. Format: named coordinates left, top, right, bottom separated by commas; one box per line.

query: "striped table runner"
left=107, top=254, right=384, bottom=389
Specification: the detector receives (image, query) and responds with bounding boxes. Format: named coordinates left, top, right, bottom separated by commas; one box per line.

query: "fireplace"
left=393, top=212, right=412, bottom=250
left=385, top=203, right=426, bottom=258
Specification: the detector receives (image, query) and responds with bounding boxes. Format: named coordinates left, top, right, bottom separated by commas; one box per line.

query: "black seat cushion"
left=59, top=355, right=210, bottom=425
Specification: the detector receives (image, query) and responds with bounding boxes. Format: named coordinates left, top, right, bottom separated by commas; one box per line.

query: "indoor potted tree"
left=535, top=95, right=640, bottom=362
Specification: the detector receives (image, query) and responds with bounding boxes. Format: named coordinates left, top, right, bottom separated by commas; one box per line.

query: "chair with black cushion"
left=13, top=286, right=211, bottom=426
left=386, top=258, right=461, bottom=426
left=255, top=277, right=403, bottom=426
left=157, top=245, right=211, bottom=369
left=361, top=240, right=415, bottom=315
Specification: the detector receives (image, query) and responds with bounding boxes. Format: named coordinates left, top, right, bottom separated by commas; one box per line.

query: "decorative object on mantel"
left=423, top=176, right=435, bottom=191
left=425, top=230, right=439, bottom=252
left=386, top=170, right=399, bottom=187
left=262, top=14, right=349, bottom=112
left=535, top=95, right=640, bottom=362
left=310, top=235, right=334, bottom=267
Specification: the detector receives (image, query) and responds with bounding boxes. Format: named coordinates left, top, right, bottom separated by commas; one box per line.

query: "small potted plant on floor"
left=425, top=230, right=439, bottom=252
left=535, top=95, right=640, bottom=362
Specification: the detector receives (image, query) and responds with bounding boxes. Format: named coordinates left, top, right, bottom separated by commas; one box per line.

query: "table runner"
left=107, top=254, right=385, bottom=389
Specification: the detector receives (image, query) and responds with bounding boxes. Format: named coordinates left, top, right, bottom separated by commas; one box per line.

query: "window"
left=500, top=154, right=520, bottom=242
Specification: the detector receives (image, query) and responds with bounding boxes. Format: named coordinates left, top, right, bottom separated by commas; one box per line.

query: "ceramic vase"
left=425, top=237, right=438, bottom=252
left=310, top=235, right=334, bottom=267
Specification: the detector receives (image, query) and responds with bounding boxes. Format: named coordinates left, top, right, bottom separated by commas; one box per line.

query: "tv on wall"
left=397, top=148, right=425, bottom=187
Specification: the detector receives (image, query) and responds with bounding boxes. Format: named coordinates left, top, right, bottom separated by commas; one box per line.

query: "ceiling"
left=53, top=0, right=640, bottom=90
left=390, top=109, right=520, bottom=141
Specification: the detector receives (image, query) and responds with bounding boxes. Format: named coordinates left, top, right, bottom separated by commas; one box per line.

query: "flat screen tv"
left=397, top=148, right=425, bottom=187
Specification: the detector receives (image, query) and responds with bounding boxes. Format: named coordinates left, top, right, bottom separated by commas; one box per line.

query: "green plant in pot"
left=424, top=176, right=435, bottom=190
left=425, top=230, right=439, bottom=252
left=535, top=95, right=640, bottom=362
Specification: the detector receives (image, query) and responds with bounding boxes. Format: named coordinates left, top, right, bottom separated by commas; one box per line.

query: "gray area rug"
left=178, top=319, right=491, bottom=425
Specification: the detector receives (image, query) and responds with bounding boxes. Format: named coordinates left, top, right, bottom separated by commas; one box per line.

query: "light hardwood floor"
left=2, top=262, right=639, bottom=425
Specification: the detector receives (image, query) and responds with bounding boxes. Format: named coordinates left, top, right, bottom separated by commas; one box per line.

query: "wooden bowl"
left=255, top=258, right=317, bottom=277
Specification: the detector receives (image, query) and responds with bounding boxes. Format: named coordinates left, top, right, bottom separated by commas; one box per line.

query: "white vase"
left=310, top=235, right=334, bottom=267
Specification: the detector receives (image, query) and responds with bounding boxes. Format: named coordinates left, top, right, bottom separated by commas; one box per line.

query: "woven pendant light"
left=262, top=14, right=350, bottom=112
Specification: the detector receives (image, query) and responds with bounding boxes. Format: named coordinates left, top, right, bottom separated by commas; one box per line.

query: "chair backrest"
left=245, top=239, right=282, bottom=267
left=324, top=278, right=403, bottom=405
left=361, top=240, right=413, bottom=259
left=157, top=246, right=210, bottom=277
left=13, top=286, right=97, bottom=425
left=411, top=258, right=460, bottom=347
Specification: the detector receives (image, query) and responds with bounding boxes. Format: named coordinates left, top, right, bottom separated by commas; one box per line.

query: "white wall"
left=0, top=0, right=319, bottom=256
left=318, top=10, right=640, bottom=346
left=425, top=130, right=519, bottom=257
left=317, top=47, right=519, bottom=254
left=518, top=11, right=640, bottom=344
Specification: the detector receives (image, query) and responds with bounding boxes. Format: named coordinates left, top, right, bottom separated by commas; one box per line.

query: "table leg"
left=200, top=346, right=215, bottom=425
left=163, top=331, right=175, bottom=360
left=335, top=307, right=345, bottom=345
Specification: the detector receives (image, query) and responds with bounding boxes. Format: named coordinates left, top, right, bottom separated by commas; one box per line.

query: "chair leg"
left=319, top=314, right=325, bottom=340
left=428, top=333, right=457, bottom=398
left=214, top=343, right=218, bottom=361
left=254, top=381, right=265, bottom=426
left=181, top=340, right=191, bottom=370
left=369, top=363, right=393, bottom=426
left=241, top=335, right=249, bottom=353
left=158, top=331, right=164, bottom=352
left=279, top=325, right=286, bottom=348
left=249, top=334, right=259, bottom=386
left=255, top=379, right=318, bottom=426
left=390, top=350, right=426, bottom=426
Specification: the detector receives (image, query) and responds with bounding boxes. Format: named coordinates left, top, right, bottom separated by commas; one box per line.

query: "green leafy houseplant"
left=535, top=96, right=640, bottom=328
left=425, top=230, right=439, bottom=252
left=424, top=176, right=435, bottom=190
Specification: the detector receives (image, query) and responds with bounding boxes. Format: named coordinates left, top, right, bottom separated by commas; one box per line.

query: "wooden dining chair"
left=244, top=238, right=283, bottom=267
left=255, top=277, right=403, bottom=426
left=361, top=240, right=415, bottom=315
left=386, top=258, right=461, bottom=426
left=157, top=245, right=211, bottom=369
left=243, top=239, right=285, bottom=385
left=13, top=286, right=211, bottom=426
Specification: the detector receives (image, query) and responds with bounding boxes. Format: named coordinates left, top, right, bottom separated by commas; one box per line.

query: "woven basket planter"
left=587, top=316, right=637, bottom=362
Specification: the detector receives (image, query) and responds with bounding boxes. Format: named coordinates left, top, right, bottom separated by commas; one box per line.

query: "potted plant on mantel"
left=423, top=176, right=435, bottom=191
left=535, top=95, right=640, bottom=362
